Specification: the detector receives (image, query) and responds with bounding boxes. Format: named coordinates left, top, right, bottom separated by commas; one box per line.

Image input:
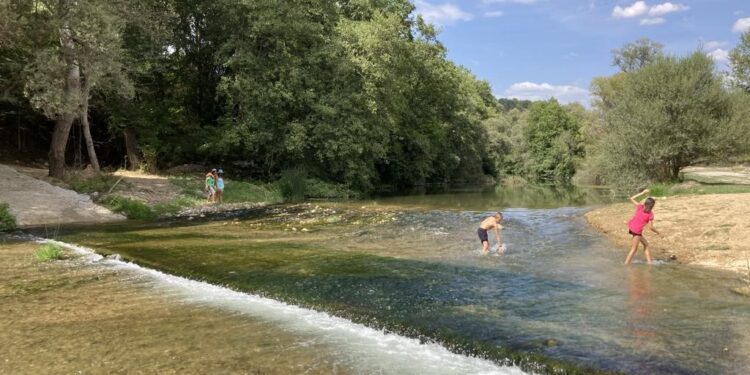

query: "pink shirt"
left=628, top=204, right=654, bottom=234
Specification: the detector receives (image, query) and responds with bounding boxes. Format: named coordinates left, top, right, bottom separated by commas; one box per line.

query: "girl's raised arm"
left=629, top=189, right=649, bottom=206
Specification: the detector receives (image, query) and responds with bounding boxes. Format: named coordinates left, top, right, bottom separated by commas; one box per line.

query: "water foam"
left=44, top=239, right=528, bottom=375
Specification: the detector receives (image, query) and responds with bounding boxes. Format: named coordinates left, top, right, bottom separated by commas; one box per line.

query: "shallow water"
left=18, top=187, right=750, bottom=374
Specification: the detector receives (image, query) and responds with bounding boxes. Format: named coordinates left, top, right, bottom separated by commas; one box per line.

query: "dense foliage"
left=583, top=50, right=750, bottom=188
left=0, top=0, right=501, bottom=192
left=2, top=3, right=750, bottom=192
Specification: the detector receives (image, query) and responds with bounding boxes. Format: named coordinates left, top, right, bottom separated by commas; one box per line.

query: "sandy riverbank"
left=0, top=164, right=124, bottom=227
left=585, top=193, right=750, bottom=273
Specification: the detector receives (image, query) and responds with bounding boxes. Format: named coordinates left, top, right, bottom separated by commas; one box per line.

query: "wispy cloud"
left=414, top=1, right=473, bottom=25
left=504, top=82, right=590, bottom=105
left=612, top=1, right=689, bottom=25
left=648, top=2, right=689, bottom=17
left=733, top=17, right=750, bottom=33
left=484, top=11, right=505, bottom=18
left=641, top=17, right=666, bottom=25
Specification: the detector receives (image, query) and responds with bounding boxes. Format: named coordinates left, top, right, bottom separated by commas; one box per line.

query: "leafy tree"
left=592, top=52, right=732, bottom=186
left=523, top=99, right=583, bottom=183
left=7, top=0, right=135, bottom=177
left=730, top=31, right=750, bottom=92
left=612, top=38, right=664, bottom=72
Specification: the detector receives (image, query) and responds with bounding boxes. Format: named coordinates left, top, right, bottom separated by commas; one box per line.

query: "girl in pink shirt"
left=624, top=189, right=660, bottom=265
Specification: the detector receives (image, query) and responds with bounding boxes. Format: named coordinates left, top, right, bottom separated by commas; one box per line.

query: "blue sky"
left=413, top=0, right=750, bottom=105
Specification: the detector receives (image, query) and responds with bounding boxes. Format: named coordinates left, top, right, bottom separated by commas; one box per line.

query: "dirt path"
left=586, top=193, right=750, bottom=273
left=112, top=170, right=182, bottom=205
left=0, top=164, right=123, bottom=228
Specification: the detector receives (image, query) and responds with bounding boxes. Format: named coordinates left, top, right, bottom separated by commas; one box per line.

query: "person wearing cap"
left=215, top=169, right=225, bottom=203
left=205, top=169, right=217, bottom=202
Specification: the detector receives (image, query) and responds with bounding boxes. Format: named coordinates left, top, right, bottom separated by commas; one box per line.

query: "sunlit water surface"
left=12, top=186, right=750, bottom=374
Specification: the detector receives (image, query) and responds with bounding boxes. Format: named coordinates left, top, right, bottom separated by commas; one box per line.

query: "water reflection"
left=368, top=184, right=621, bottom=210
left=626, top=269, right=655, bottom=344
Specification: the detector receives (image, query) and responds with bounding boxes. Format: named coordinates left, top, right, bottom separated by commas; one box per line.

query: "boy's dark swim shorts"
left=478, top=228, right=489, bottom=243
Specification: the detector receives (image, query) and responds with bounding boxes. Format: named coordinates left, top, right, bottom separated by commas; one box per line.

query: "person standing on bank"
left=478, top=212, right=505, bottom=255
left=624, top=189, right=660, bottom=265
left=215, top=169, right=225, bottom=203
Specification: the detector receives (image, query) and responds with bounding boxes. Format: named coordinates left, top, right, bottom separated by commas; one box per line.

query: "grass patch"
left=0, top=202, right=16, bottom=231
left=34, top=243, right=62, bottom=262
left=170, top=175, right=283, bottom=203
left=66, top=172, right=122, bottom=194
left=648, top=182, right=750, bottom=197
left=100, top=195, right=156, bottom=220
left=277, top=169, right=357, bottom=201
left=223, top=180, right=283, bottom=203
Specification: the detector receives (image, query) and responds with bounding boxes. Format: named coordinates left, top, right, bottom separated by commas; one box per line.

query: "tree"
left=612, top=38, right=664, bottom=72
left=12, top=0, right=134, bottom=178
left=592, top=52, right=732, bottom=186
left=730, top=31, right=750, bottom=92
left=523, top=99, right=583, bottom=183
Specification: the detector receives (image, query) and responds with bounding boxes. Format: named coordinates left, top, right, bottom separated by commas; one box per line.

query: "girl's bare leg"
left=640, top=236, right=652, bottom=264
left=624, top=235, right=640, bottom=265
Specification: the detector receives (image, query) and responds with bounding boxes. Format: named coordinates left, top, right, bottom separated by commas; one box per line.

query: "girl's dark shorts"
left=628, top=230, right=642, bottom=236
left=478, top=228, right=489, bottom=243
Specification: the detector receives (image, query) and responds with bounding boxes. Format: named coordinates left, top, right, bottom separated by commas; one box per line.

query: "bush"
left=0, top=203, right=16, bottom=231
left=222, top=180, right=283, bottom=204
left=34, top=243, right=62, bottom=262
left=277, top=168, right=308, bottom=202
left=100, top=195, right=156, bottom=220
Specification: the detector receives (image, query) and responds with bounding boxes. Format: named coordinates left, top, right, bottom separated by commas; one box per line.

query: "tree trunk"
left=123, top=127, right=142, bottom=170
left=48, top=16, right=80, bottom=179
left=80, top=78, right=100, bottom=171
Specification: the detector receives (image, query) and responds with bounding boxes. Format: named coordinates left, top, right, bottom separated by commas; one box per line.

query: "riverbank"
left=585, top=193, right=750, bottom=273
left=0, top=164, right=124, bottom=228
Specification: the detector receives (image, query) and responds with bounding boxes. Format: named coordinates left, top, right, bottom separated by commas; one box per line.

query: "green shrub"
left=34, top=243, right=62, bottom=262
left=277, top=168, right=308, bottom=202
left=305, top=178, right=356, bottom=199
left=222, top=180, right=283, bottom=203
left=0, top=203, right=16, bottom=231
left=100, top=195, right=156, bottom=220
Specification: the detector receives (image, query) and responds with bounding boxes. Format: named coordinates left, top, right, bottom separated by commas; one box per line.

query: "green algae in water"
left=58, top=204, right=750, bottom=375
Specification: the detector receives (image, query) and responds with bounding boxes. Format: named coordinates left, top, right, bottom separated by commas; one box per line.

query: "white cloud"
left=504, top=82, right=590, bottom=105
left=704, top=41, right=728, bottom=51
left=733, top=18, right=750, bottom=33
left=484, top=11, right=505, bottom=17
left=414, top=1, right=473, bottom=25
left=612, top=1, right=648, bottom=19
left=648, top=2, right=689, bottom=17
left=612, top=2, right=688, bottom=25
left=707, top=49, right=729, bottom=64
left=641, top=17, right=665, bottom=25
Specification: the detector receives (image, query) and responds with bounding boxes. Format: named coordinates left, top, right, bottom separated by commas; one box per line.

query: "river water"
left=7, top=186, right=750, bottom=374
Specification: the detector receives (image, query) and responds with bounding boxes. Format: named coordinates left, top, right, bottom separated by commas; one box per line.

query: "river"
left=4, top=185, right=750, bottom=374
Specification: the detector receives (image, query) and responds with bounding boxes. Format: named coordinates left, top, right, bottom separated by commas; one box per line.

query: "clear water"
left=27, top=187, right=750, bottom=374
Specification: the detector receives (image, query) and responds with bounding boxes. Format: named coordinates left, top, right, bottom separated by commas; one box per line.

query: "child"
left=478, top=212, right=505, bottom=255
left=215, top=169, right=225, bottom=203
left=624, top=189, right=660, bottom=265
left=205, top=170, right=216, bottom=202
